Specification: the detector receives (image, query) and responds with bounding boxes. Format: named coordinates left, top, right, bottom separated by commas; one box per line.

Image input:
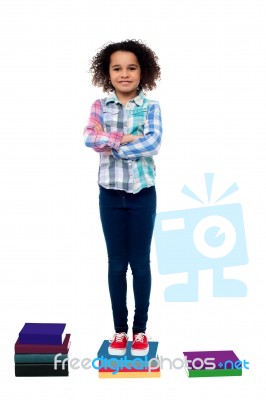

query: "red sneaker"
left=131, top=333, right=149, bottom=356
left=108, top=332, right=128, bottom=356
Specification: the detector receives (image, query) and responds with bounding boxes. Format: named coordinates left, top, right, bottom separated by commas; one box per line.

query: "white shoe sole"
left=108, top=347, right=127, bottom=356
left=131, top=346, right=149, bottom=357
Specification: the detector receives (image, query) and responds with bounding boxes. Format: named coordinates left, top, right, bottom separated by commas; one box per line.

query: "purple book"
left=183, top=350, right=242, bottom=377
left=19, top=323, right=66, bottom=345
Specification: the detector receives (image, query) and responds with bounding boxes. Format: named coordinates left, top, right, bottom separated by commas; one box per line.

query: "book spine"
left=99, top=371, right=161, bottom=378
left=15, top=363, right=69, bottom=377
left=187, top=369, right=242, bottom=377
left=99, top=367, right=160, bottom=373
left=15, top=345, right=69, bottom=354
left=19, top=334, right=62, bottom=345
left=15, top=353, right=68, bottom=363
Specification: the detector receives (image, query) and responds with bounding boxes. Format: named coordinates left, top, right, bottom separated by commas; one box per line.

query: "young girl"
left=83, top=39, right=162, bottom=356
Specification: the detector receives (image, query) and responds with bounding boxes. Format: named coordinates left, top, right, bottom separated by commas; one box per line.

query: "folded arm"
left=83, top=100, right=123, bottom=152
left=112, top=103, right=162, bottom=160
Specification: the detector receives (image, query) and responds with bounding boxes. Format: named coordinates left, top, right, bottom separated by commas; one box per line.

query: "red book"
left=15, top=333, right=71, bottom=354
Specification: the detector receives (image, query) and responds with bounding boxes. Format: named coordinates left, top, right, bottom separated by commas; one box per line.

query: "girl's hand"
left=93, top=123, right=142, bottom=154
left=103, top=149, right=112, bottom=155
left=121, top=134, right=143, bottom=145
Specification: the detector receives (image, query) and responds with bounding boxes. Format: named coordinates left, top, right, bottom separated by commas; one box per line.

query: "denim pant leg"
left=127, top=186, right=156, bottom=334
left=99, top=185, right=156, bottom=334
left=99, top=186, right=129, bottom=333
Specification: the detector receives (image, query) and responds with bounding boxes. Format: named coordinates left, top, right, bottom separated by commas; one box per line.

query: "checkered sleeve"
left=83, top=100, right=123, bottom=152
left=112, top=102, right=162, bottom=160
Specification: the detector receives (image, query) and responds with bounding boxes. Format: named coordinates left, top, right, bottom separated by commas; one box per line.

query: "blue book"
left=19, top=323, right=66, bottom=345
left=97, top=340, right=159, bottom=360
left=14, top=353, right=68, bottom=364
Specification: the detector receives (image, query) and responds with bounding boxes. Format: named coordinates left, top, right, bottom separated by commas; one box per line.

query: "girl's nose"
left=121, top=69, right=129, bottom=77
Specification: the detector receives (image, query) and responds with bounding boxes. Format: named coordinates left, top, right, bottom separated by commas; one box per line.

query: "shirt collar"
left=105, top=90, right=145, bottom=106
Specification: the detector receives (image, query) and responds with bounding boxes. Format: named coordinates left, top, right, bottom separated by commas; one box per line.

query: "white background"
left=0, top=0, right=265, bottom=398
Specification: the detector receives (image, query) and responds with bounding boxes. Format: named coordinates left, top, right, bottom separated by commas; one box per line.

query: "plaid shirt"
left=83, top=91, right=162, bottom=193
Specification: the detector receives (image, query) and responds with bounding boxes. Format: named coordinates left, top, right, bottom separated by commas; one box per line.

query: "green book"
left=14, top=353, right=68, bottom=363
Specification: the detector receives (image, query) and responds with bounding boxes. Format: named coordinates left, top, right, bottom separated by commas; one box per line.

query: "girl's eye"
left=112, top=67, right=137, bottom=71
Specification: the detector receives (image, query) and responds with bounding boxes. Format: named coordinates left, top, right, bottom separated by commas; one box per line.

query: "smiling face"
left=109, top=51, right=141, bottom=104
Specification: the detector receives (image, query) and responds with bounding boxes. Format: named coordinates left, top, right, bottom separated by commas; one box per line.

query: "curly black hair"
left=89, top=39, right=161, bottom=93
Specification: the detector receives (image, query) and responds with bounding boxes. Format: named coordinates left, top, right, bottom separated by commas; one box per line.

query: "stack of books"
left=183, top=350, right=243, bottom=378
left=14, top=323, right=70, bottom=377
left=97, top=340, right=160, bottom=378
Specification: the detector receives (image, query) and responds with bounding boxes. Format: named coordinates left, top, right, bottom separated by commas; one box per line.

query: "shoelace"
left=133, top=333, right=150, bottom=343
left=109, top=332, right=127, bottom=343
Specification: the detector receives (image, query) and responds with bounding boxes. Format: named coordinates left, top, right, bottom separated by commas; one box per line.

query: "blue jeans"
left=99, top=185, right=156, bottom=334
